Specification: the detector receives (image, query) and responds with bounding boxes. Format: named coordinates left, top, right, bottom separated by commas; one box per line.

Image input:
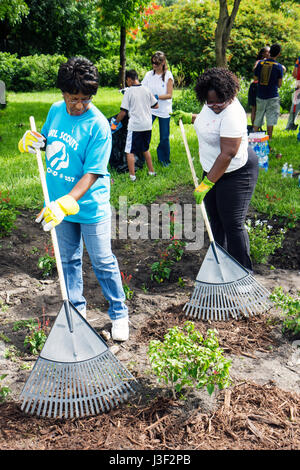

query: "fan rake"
left=179, top=119, right=272, bottom=321
left=20, top=116, right=136, bottom=418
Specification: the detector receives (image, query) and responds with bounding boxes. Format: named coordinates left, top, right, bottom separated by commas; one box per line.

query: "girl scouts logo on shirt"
left=46, top=141, right=69, bottom=171
left=46, top=129, right=79, bottom=171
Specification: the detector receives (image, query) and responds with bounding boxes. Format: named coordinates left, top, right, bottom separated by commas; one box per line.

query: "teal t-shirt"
left=41, top=101, right=112, bottom=223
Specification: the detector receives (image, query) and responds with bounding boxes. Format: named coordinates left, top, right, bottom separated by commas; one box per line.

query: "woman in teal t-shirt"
left=18, top=57, right=129, bottom=342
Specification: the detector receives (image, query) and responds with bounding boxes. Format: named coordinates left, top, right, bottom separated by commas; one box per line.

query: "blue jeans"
left=152, top=115, right=170, bottom=165
left=55, top=217, right=128, bottom=320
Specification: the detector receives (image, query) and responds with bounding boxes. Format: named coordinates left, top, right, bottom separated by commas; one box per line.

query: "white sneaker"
left=148, top=172, right=157, bottom=176
left=129, top=175, right=136, bottom=182
left=111, top=317, right=129, bottom=342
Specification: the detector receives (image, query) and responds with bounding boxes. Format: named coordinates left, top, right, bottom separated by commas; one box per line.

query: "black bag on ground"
left=108, top=114, right=145, bottom=173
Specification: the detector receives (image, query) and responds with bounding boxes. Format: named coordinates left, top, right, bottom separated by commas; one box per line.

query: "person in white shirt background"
left=172, top=68, right=259, bottom=272
left=142, top=51, right=174, bottom=167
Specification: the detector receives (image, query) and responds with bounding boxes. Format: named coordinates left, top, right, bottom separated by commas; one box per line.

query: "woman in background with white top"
left=172, top=68, right=258, bottom=271
left=142, top=51, right=174, bottom=167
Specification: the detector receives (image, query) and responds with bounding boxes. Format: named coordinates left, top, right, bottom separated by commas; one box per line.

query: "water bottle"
left=281, top=163, right=288, bottom=178
left=256, top=147, right=262, bottom=168
left=253, top=143, right=260, bottom=156
left=287, top=164, right=293, bottom=178
left=261, top=154, right=269, bottom=171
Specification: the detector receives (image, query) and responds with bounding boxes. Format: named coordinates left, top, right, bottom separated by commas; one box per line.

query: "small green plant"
left=150, top=251, right=174, bottom=283
left=37, top=243, right=56, bottom=277
left=121, top=271, right=134, bottom=300
left=264, top=193, right=282, bottom=218
left=177, top=277, right=186, bottom=288
left=0, top=299, right=9, bottom=313
left=0, top=374, right=11, bottom=402
left=148, top=321, right=232, bottom=398
left=245, top=218, right=286, bottom=264
left=270, top=287, right=300, bottom=336
left=12, top=318, right=38, bottom=331
left=22, top=311, right=50, bottom=355
left=167, top=237, right=186, bottom=262
left=0, top=191, right=18, bottom=238
left=0, top=332, right=12, bottom=344
left=286, top=208, right=297, bottom=229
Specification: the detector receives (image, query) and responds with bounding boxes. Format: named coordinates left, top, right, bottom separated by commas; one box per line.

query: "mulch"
left=1, top=310, right=298, bottom=451
left=0, top=381, right=299, bottom=450
left=137, top=307, right=277, bottom=358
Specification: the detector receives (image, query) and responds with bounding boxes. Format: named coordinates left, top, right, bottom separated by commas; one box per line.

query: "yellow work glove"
left=171, top=110, right=192, bottom=126
left=18, top=130, right=46, bottom=154
left=194, top=176, right=215, bottom=204
left=35, top=195, right=79, bottom=231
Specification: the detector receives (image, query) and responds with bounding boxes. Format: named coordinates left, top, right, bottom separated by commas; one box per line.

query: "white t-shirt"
left=142, top=70, right=174, bottom=118
left=193, top=98, right=248, bottom=173
left=120, top=84, right=158, bottom=132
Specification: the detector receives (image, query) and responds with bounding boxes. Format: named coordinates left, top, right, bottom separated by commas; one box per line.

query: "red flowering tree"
left=98, top=0, right=152, bottom=87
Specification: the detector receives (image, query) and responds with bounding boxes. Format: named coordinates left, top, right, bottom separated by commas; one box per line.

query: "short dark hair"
left=125, top=69, right=138, bottom=81
left=57, top=57, right=99, bottom=95
left=270, top=43, right=281, bottom=58
left=195, top=67, right=240, bottom=103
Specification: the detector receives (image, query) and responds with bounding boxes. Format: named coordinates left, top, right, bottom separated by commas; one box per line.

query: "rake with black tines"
left=19, top=117, right=136, bottom=418
left=179, top=119, right=272, bottom=321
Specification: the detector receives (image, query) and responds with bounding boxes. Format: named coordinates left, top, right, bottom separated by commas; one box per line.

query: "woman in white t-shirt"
left=172, top=68, right=258, bottom=271
left=142, top=51, right=174, bottom=167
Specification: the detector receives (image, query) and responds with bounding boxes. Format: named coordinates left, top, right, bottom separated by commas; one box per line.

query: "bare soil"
left=0, top=186, right=299, bottom=451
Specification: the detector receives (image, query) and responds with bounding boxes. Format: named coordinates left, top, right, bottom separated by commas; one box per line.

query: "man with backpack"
left=253, top=43, right=284, bottom=140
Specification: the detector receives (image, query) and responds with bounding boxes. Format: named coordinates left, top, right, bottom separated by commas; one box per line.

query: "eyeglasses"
left=151, top=61, right=160, bottom=65
left=68, top=98, right=92, bottom=105
left=64, top=94, right=92, bottom=105
left=205, top=101, right=226, bottom=108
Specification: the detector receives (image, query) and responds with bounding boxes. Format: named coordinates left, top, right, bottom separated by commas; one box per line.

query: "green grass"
left=0, top=88, right=299, bottom=220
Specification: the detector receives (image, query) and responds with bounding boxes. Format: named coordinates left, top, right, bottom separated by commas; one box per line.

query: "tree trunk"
left=119, top=25, right=126, bottom=88
left=215, top=0, right=241, bottom=67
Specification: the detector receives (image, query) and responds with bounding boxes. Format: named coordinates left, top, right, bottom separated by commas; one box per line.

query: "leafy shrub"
left=245, top=218, right=286, bottom=264
left=96, top=56, right=120, bottom=87
left=0, top=53, right=67, bottom=91
left=279, top=74, right=296, bottom=113
left=96, top=55, right=148, bottom=88
left=270, top=287, right=300, bottom=336
left=148, top=321, right=232, bottom=398
left=172, top=85, right=202, bottom=113
left=0, top=52, right=19, bottom=89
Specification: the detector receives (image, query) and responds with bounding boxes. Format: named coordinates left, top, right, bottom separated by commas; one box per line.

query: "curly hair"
left=195, top=67, right=240, bottom=104
left=57, top=57, right=99, bottom=95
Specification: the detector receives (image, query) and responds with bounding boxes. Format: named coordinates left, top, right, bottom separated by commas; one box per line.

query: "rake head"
left=20, top=351, right=136, bottom=419
left=20, top=301, right=136, bottom=418
left=184, top=274, right=272, bottom=321
left=184, top=243, right=272, bottom=321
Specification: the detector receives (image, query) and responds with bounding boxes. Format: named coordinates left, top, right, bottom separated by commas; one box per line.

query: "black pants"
left=203, top=147, right=258, bottom=270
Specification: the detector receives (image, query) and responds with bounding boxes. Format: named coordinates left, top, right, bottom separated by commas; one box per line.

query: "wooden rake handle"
left=179, top=119, right=215, bottom=244
left=30, top=116, right=68, bottom=302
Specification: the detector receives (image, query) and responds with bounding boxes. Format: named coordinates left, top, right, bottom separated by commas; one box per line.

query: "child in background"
left=112, top=69, right=158, bottom=181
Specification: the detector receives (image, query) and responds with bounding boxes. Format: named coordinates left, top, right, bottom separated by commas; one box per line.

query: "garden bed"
left=0, top=186, right=299, bottom=451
